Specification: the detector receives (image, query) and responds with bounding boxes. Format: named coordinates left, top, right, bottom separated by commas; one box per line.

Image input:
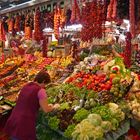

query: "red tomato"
left=100, top=84, right=105, bottom=89
left=104, top=84, right=112, bottom=90
left=67, top=77, right=73, bottom=83
left=87, top=85, right=92, bottom=90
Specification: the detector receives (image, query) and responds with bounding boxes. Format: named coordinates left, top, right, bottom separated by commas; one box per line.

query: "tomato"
left=84, top=74, right=89, bottom=78
left=87, top=85, right=92, bottom=90
left=100, top=84, right=105, bottom=88
left=67, top=77, right=73, bottom=83
left=91, top=83, right=95, bottom=87
left=95, top=76, right=99, bottom=80
left=104, top=84, right=112, bottom=90
left=83, top=81, right=87, bottom=86
left=99, top=74, right=106, bottom=79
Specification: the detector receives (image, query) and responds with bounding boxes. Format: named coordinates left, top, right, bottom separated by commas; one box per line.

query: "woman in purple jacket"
left=4, top=71, right=59, bottom=140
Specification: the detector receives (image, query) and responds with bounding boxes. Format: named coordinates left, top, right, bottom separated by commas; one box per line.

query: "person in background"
left=107, top=37, right=122, bottom=57
left=4, top=70, right=59, bottom=140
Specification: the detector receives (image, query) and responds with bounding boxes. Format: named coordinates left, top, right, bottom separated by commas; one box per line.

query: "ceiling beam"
left=0, top=0, right=53, bottom=15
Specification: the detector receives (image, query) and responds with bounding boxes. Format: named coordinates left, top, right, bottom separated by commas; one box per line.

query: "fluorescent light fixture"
left=43, top=28, right=53, bottom=32
left=64, top=24, right=82, bottom=31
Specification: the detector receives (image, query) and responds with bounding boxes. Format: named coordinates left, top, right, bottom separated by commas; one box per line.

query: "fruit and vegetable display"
left=72, top=103, right=125, bottom=140
left=1, top=38, right=140, bottom=140
left=131, top=47, right=140, bottom=74
left=45, top=88, right=127, bottom=140
left=127, top=91, right=140, bottom=121
left=35, top=47, right=140, bottom=139
left=1, top=0, right=140, bottom=139
left=0, top=52, right=71, bottom=114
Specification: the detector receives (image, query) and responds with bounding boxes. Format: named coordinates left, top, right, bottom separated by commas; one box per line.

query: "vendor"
left=10, top=35, right=25, bottom=57
left=4, top=70, right=59, bottom=140
left=107, top=37, right=122, bottom=58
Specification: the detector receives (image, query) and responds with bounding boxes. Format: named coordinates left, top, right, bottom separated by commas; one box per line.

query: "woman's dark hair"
left=34, top=71, right=51, bottom=84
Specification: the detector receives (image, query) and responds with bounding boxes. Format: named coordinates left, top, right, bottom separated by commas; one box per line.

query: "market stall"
left=0, top=0, right=140, bottom=140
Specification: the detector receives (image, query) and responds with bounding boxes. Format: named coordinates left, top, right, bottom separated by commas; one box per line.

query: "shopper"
left=4, top=70, right=59, bottom=140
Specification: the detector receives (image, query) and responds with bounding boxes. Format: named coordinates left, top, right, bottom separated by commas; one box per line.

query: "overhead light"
left=43, top=27, right=53, bottom=32
left=64, top=24, right=82, bottom=31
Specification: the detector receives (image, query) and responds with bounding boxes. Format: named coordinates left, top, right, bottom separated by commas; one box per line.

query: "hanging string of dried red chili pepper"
left=80, top=1, right=105, bottom=42
left=70, top=0, right=80, bottom=24
left=0, top=20, right=6, bottom=41
left=53, top=7, right=66, bottom=40
left=54, top=7, right=60, bottom=40
left=45, top=12, right=54, bottom=29
left=24, top=15, right=32, bottom=40
left=107, top=0, right=117, bottom=20
left=34, top=8, right=43, bottom=42
left=14, top=15, right=21, bottom=32
left=124, top=32, right=132, bottom=68
left=8, top=18, right=14, bottom=33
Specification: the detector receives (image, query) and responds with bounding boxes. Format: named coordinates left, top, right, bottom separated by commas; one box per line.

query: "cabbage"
left=108, top=103, right=125, bottom=121
left=111, top=118, right=119, bottom=130
left=112, top=109, right=125, bottom=121
left=72, top=120, right=104, bottom=140
left=73, top=108, right=90, bottom=122
left=64, top=124, right=76, bottom=138
left=94, top=126, right=104, bottom=138
left=72, top=119, right=95, bottom=140
left=101, top=121, right=112, bottom=132
left=87, top=114, right=102, bottom=126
